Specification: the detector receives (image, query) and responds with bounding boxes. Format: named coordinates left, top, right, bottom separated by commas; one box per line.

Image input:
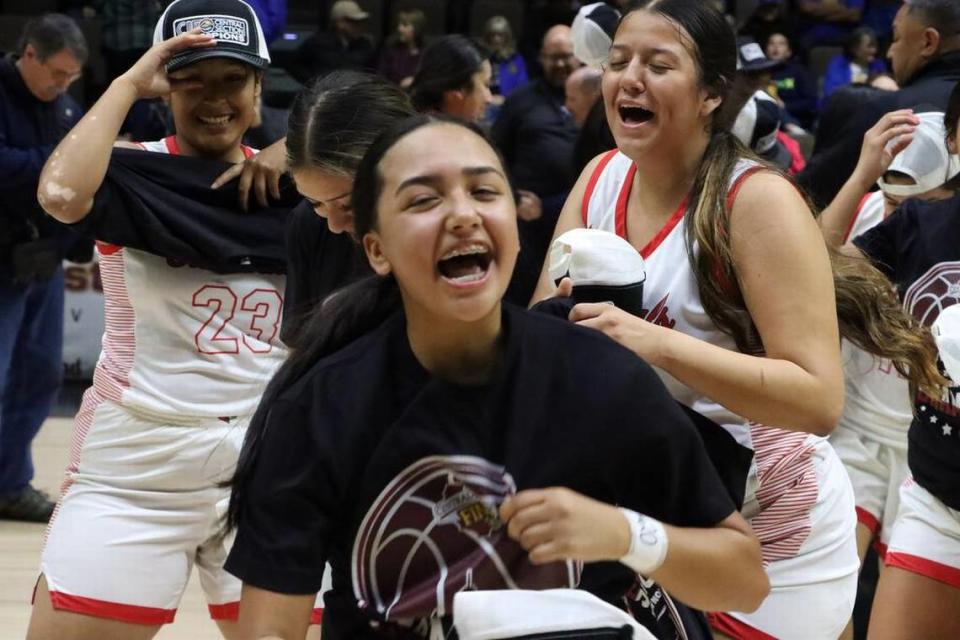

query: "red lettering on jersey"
left=642, top=294, right=676, bottom=329
left=192, top=284, right=284, bottom=355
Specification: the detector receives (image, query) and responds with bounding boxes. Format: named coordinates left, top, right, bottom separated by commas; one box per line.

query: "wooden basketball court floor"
left=0, top=417, right=223, bottom=639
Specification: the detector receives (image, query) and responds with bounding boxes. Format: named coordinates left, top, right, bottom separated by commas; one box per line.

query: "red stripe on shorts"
left=856, top=506, right=881, bottom=536
left=885, top=552, right=960, bottom=589
left=209, top=601, right=240, bottom=620
left=708, top=612, right=777, bottom=640
left=311, top=607, right=324, bottom=625
left=48, top=590, right=176, bottom=625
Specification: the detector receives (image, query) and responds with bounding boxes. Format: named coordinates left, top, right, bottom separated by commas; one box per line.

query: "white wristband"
left=618, top=508, right=668, bottom=575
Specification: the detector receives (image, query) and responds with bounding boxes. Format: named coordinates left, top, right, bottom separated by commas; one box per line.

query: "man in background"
left=0, top=14, right=86, bottom=522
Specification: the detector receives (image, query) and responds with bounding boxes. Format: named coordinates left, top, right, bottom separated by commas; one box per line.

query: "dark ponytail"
left=409, top=35, right=488, bottom=112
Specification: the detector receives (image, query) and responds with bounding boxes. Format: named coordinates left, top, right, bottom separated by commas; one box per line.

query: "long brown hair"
left=634, top=0, right=944, bottom=397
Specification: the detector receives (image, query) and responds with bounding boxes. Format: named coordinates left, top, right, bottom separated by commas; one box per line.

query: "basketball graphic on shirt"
left=352, top=455, right=579, bottom=622
left=904, top=262, right=960, bottom=326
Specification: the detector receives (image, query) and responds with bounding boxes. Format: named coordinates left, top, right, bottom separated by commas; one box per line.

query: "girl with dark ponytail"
left=408, top=35, right=493, bottom=123
left=225, top=115, right=768, bottom=639
left=530, top=1, right=943, bottom=638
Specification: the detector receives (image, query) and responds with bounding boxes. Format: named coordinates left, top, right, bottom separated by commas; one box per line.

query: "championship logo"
left=173, top=14, right=250, bottom=45
left=352, top=455, right=580, bottom=623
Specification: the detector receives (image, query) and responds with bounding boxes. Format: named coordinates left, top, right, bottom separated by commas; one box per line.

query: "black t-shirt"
left=281, top=201, right=370, bottom=347
left=854, top=195, right=960, bottom=510
left=226, top=304, right=736, bottom=639
left=68, top=148, right=298, bottom=274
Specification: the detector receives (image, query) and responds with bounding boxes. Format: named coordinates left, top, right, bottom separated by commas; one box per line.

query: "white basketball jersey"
left=838, top=192, right=912, bottom=449
left=90, top=137, right=287, bottom=419
left=582, top=151, right=821, bottom=535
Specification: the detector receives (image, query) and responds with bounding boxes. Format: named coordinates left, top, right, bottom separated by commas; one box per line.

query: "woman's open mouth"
left=437, top=243, right=493, bottom=287
left=197, top=114, right=235, bottom=128
left=618, top=105, right=654, bottom=126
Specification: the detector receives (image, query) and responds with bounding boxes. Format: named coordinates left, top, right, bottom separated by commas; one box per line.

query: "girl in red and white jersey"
left=534, top=2, right=940, bottom=638
left=820, top=109, right=958, bottom=583
left=26, top=2, right=305, bottom=638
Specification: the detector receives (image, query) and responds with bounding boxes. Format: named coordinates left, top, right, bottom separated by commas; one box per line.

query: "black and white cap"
left=549, top=228, right=646, bottom=317
left=736, top=38, right=780, bottom=73
left=153, top=0, right=270, bottom=72
left=571, top=2, right=621, bottom=68
left=732, top=90, right=792, bottom=170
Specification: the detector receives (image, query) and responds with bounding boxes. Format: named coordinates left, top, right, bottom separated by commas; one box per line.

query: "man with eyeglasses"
left=493, top=24, right=583, bottom=305
left=0, top=13, right=86, bottom=522
left=800, top=0, right=960, bottom=208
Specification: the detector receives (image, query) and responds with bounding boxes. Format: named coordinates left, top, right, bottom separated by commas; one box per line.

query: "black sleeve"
left=608, top=365, right=737, bottom=528
left=225, top=397, right=337, bottom=594
left=853, top=199, right=916, bottom=280
left=68, top=148, right=296, bottom=274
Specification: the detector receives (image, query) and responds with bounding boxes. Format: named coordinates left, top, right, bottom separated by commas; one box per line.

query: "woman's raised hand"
left=117, top=29, right=216, bottom=99
left=853, top=109, right=920, bottom=190
left=212, top=137, right=289, bottom=211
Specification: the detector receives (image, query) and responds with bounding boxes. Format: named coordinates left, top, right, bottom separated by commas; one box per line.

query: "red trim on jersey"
left=96, top=240, right=122, bottom=256
left=885, top=552, right=960, bottom=588
left=163, top=135, right=255, bottom=159
left=843, top=192, right=876, bottom=244
left=614, top=162, right=638, bottom=240
left=581, top=149, right=619, bottom=226
left=209, top=601, right=240, bottom=620
left=856, top=506, right=881, bottom=535
left=707, top=612, right=778, bottom=640
left=610, top=160, right=690, bottom=258
left=725, top=166, right=766, bottom=212
left=164, top=135, right=181, bottom=155
left=874, top=540, right=889, bottom=562
left=48, top=590, right=177, bottom=625
left=311, top=607, right=324, bottom=625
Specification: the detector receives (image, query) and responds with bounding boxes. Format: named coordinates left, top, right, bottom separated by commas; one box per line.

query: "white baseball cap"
left=878, top=111, right=960, bottom=197
left=732, top=90, right=792, bottom=170
left=933, top=304, right=960, bottom=383
left=549, top=228, right=646, bottom=316
left=454, top=589, right=657, bottom=639
left=571, top=2, right=621, bottom=68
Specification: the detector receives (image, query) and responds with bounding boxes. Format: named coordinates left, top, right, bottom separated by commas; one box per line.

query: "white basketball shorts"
left=885, top=476, right=960, bottom=589
left=38, top=393, right=326, bottom=625
left=830, top=425, right=908, bottom=558
left=710, top=437, right=859, bottom=640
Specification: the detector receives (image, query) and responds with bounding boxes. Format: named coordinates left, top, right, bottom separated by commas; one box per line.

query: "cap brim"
left=742, top=59, right=782, bottom=73
left=762, top=141, right=793, bottom=171
left=168, top=49, right=269, bottom=72
left=344, top=12, right=370, bottom=20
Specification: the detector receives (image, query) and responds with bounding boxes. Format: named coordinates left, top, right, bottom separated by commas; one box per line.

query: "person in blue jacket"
left=822, top=26, right=888, bottom=106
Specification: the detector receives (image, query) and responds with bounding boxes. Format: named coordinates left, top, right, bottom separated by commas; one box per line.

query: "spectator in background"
left=493, top=24, right=581, bottom=305
left=822, top=26, right=887, bottom=105
left=740, top=0, right=796, bottom=46
left=863, top=0, right=900, bottom=47
left=797, top=0, right=865, bottom=49
left=377, top=8, right=424, bottom=88
left=564, top=65, right=601, bottom=127
left=293, top=0, right=374, bottom=82
left=799, top=0, right=960, bottom=207
left=408, top=35, right=492, bottom=124
left=732, top=90, right=806, bottom=175
left=483, top=16, right=529, bottom=106
left=0, top=14, right=85, bottom=522
left=91, top=0, right=165, bottom=83
left=245, top=0, right=287, bottom=45
left=766, top=31, right=818, bottom=128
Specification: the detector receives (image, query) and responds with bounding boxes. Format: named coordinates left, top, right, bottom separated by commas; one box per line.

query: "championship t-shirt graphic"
left=351, top=455, right=580, bottom=622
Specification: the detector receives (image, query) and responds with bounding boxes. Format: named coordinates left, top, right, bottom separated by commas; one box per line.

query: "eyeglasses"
left=42, top=59, right=82, bottom=84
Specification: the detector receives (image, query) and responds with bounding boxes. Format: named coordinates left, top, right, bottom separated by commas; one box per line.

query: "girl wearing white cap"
left=536, top=1, right=941, bottom=638
left=833, top=88, right=960, bottom=640
left=821, top=109, right=958, bottom=585
left=26, top=1, right=317, bottom=637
